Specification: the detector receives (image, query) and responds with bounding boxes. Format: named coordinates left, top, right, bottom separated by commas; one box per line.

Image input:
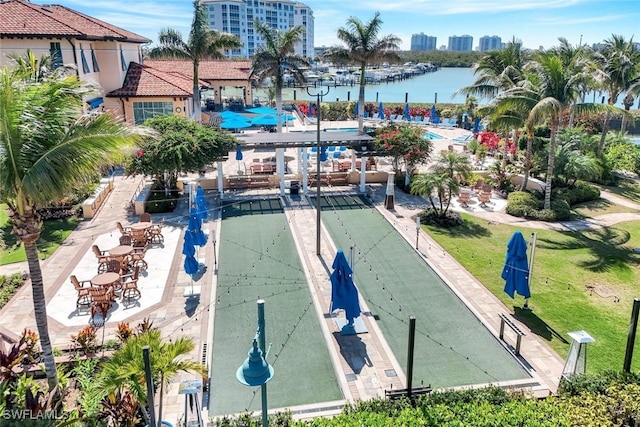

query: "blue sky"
left=57, top=0, right=637, bottom=51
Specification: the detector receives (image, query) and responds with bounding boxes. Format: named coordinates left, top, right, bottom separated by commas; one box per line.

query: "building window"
left=120, top=48, right=127, bottom=71
left=90, top=45, right=100, bottom=72
left=80, top=48, right=91, bottom=73
left=49, top=42, right=63, bottom=69
left=132, top=101, right=174, bottom=125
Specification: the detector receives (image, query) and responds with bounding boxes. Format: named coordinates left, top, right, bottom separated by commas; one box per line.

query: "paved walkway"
left=3, top=150, right=640, bottom=423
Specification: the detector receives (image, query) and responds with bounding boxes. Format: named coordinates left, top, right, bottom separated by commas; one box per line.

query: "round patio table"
left=91, top=272, right=120, bottom=288
left=130, top=222, right=152, bottom=231
left=109, top=245, right=133, bottom=257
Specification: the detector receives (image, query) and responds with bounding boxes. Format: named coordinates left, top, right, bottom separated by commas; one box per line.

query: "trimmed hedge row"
left=505, top=182, right=600, bottom=222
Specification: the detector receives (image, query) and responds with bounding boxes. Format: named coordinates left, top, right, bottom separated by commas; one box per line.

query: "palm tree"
left=0, top=66, right=138, bottom=393
left=97, top=330, right=206, bottom=426
left=592, top=35, right=640, bottom=155
left=249, top=20, right=309, bottom=133
left=410, top=172, right=458, bottom=217
left=325, top=12, right=400, bottom=132
left=148, top=0, right=242, bottom=123
left=459, top=37, right=528, bottom=101
left=500, top=51, right=602, bottom=209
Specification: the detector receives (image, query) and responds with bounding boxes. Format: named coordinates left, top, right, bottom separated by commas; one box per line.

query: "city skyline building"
left=478, top=35, right=502, bottom=52
left=410, top=32, right=437, bottom=51
left=201, top=0, right=314, bottom=59
left=448, top=34, right=473, bottom=52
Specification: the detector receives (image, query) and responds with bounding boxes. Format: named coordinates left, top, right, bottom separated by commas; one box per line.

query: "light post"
left=306, top=82, right=330, bottom=256
left=237, top=300, right=273, bottom=427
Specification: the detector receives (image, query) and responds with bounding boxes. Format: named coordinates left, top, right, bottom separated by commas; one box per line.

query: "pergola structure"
left=213, top=131, right=381, bottom=198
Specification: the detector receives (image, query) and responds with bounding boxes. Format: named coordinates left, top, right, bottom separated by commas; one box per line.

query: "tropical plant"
left=127, top=114, right=236, bottom=187
left=148, top=0, right=242, bottom=123
left=433, top=151, right=473, bottom=183
left=324, top=12, right=401, bottom=132
left=0, top=64, right=138, bottom=394
left=373, top=124, right=432, bottom=185
left=410, top=172, right=459, bottom=217
left=249, top=20, right=308, bottom=133
left=95, top=329, right=206, bottom=426
left=591, top=34, right=640, bottom=155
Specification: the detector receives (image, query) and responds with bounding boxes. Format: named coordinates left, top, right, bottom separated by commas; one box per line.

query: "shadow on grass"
left=513, top=307, right=569, bottom=344
left=569, top=199, right=615, bottom=220
left=426, top=217, right=492, bottom=239
left=603, top=180, right=640, bottom=204
left=537, top=227, right=640, bottom=273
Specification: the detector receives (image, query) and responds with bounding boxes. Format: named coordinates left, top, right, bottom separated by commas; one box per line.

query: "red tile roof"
left=107, top=62, right=203, bottom=97
left=143, top=59, right=252, bottom=81
left=0, top=0, right=150, bottom=43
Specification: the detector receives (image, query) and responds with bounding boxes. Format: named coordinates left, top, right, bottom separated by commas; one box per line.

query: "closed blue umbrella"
left=403, top=102, right=411, bottom=121
left=246, top=106, right=276, bottom=114
left=430, top=105, right=439, bottom=124
left=188, top=207, right=207, bottom=247
left=196, top=185, right=207, bottom=221
left=329, top=249, right=361, bottom=326
left=473, top=116, right=481, bottom=133
left=183, top=230, right=199, bottom=275
left=502, top=231, right=531, bottom=302
left=353, top=100, right=359, bottom=117
left=235, top=143, right=243, bottom=161
left=378, top=102, right=385, bottom=120
left=308, top=102, right=315, bottom=117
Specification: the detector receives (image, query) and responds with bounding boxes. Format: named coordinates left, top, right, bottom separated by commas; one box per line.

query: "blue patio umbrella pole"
left=183, top=229, right=200, bottom=296
left=378, top=102, right=385, bottom=120
left=235, top=143, right=243, bottom=174
left=306, top=81, right=330, bottom=255
left=196, top=185, right=208, bottom=221
left=403, top=102, right=411, bottom=121
left=237, top=300, right=273, bottom=427
left=502, top=231, right=531, bottom=309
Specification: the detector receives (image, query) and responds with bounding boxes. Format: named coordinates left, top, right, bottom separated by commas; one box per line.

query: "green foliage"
left=373, top=124, right=432, bottom=176
left=0, top=273, right=25, bottom=308
left=553, top=181, right=600, bottom=205
left=72, top=357, right=104, bottom=424
left=604, top=136, right=640, bottom=174
left=144, top=183, right=179, bottom=213
left=558, top=371, right=640, bottom=396
left=505, top=191, right=542, bottom=216
left=400, top=50, right=484, bottom=68
left=127, top=115, right=236, bottom=180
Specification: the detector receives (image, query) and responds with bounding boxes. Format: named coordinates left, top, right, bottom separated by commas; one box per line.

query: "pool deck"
left=0, top=120, right=566, bottom=424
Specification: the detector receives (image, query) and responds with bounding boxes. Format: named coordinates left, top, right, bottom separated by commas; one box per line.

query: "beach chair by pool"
left=437, top=118, right=450, bottom=127
left=420, top=117, right=431, bottom=126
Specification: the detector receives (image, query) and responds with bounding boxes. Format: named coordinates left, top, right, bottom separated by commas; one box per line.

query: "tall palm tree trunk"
left=520, top=128, right=534, bottom=191
left=544, top=122, right=558, bottom=210
left=597, top=110, right=611, bottom=156
left=192, top=60, right=202, bottom=124
left=358, top=65, right=366, bottom=132
left=24, top=239, right=59, bottom=394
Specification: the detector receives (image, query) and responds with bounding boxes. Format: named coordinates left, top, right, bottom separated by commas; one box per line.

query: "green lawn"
left=602, top=180, right=640, bottom=204
left=1, top=204, right=80, bottom=265
left=425, top=214, right=640, bottom=373
left=571, top=198, right=639, bottom=218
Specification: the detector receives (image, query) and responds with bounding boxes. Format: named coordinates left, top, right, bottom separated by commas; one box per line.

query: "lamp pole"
left=306, top=83, right=330, bottom=256
left=236, top=300, right=273, bottom=427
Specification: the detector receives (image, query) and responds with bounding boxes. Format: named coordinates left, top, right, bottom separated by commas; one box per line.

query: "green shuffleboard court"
left=210, top=199, right=341, bottom=416
left=319, top=194, right=531, bottom=388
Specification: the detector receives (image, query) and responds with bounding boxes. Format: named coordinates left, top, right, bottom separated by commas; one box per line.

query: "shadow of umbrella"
left=329, top=249, right=362, bottom=334
left=333, top=332, right=372, bottom=374
left=502, top=231, right=531, bottom=308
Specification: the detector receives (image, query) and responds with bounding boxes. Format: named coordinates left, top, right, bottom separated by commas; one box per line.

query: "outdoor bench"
left=498, top=313, right=525, bottom=356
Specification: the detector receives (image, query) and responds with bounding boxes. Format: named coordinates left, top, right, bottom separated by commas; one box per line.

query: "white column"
left=277, top=147, right=285, bottom=196
left=297, top=148, right=302, bottom=173
left=359, top=155, right=367, bottom=193
left=302, top=147, right=308, bottom=195
left=350, top=150, right=357, bottom=172
left=217, top=161, right=224, bottom=200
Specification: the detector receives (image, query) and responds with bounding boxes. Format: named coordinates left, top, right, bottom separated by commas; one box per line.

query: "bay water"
left=252, top=67, right=477, bottom=105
